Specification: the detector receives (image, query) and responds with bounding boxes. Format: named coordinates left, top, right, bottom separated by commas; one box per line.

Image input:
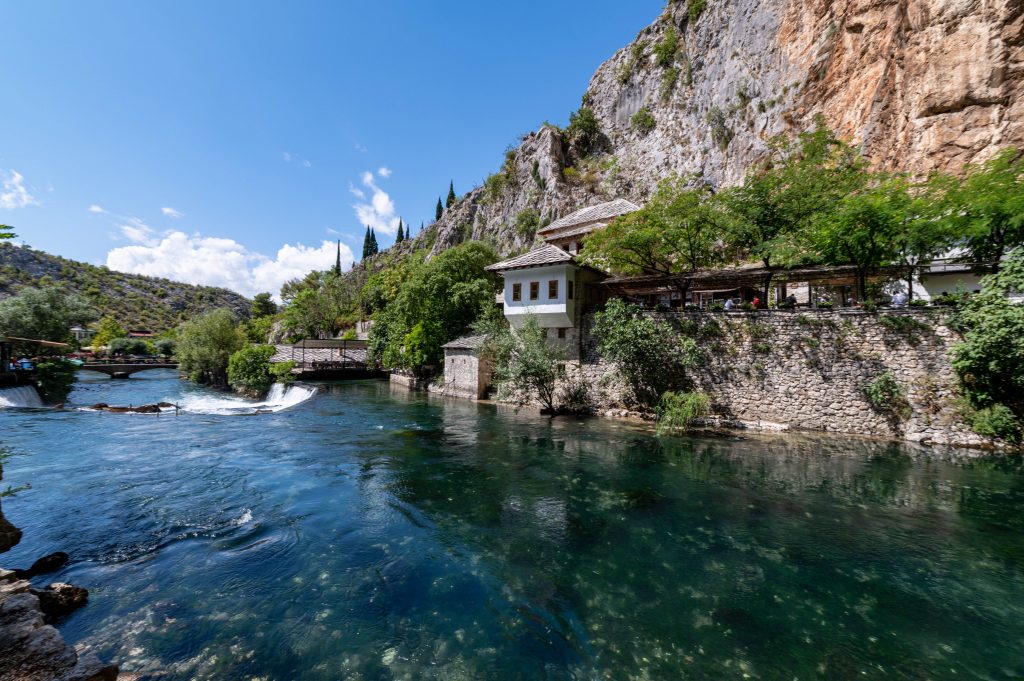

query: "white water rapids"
left=0, top=385, right=44, bottom=408
left=174, top=383, right=318, bottom=415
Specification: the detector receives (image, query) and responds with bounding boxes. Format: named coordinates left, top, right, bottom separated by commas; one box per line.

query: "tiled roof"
left=442, top=333, right=489, bottom=350
left=485, top=244, right=575, bottom=271
left=537, top=198, right=640, bottom=235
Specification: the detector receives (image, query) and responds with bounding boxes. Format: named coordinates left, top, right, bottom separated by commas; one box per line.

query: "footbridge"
left=79, top=359, right=179, bottom=378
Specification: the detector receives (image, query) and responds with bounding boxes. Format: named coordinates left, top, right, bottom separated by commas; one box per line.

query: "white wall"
left=502, top=264, right=575, bottom=328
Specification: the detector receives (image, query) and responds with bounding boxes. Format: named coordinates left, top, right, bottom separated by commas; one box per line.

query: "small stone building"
left=441, top=334, right=493, bottom=400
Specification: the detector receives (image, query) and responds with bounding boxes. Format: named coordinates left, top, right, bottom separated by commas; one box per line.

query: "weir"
left=0, top=385, right=43, bottom=408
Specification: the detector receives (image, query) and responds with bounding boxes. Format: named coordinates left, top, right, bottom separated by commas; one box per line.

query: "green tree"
left=368, top=242, right=498, bottom=373
left=591, top=298, right=700, bottom=406
left=941, top=148, right=1024, bottom=269
left=0, top=286, right=95, bottom=353
left=362, top=226, right=371, bottom=260
left=250, top=292, right=277, bottom=318
left=952, top=247, right=1024, bottom=440
left=436, top=197, right=444, bottom=221
left=0, top=225, right=14, bottom=240
left=34, top=359, right=78, bottom=404
left=564, top=106, right=602, bottom=157
left=109, top=337, right=149, bottom=356
left=91, top=316, right=128, bottom=349
left=489, top=315, right=563, bottom=413
left=446, top=181, right=457, bottom=208
left=176, top=308, right=244, bottom=387
left=369, top=228, right=379, bottom=255
left=227, top=344, right=276, bottom=396
left=580, top=177, right=725, bottom=297
left=396, top=221, right=405, bottom=243
left=334, top=240, right=342, bottom=275
left=720, top=122, right=868, bottom=298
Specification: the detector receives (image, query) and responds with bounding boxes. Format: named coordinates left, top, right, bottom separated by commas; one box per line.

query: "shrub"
left=631, top=107, right=656, bottom=134
left=154, top=338, right=176, bottom=357
left=656, top=391, right=711, bottom=435
left=688, top=0, right=707, bottom=22
left=514, top=208, right=542, bottom=237
left=963, top=403, right=1020, bottom=443
left=227, top=344, right=276, bottom=395
left=909, top=299, right=929, bottom=308
left=707, top=106, right=733, bottom=150
left=862, top=371, right=910, bottom=420
left=660, top=66, right=680, bottom=100
left=490, top=315, right=563, bottom=413
left=709, top=302, right=725, bottom=312
left=340, top=328, right=358, bottom=341
left=34, top=359, right=78, bottom=404
left=565, top=106, right=602, bottom=156
left=558, top=375, right=592, bottom=413
left=109, top=337, right=149, bottom=356
left=269, top=360, right=296, bottom=384
left=653, top=25, right=679, bottom=68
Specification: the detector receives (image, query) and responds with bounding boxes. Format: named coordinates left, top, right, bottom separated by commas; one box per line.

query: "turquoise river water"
left=2, top=370, right=1024, bottom=680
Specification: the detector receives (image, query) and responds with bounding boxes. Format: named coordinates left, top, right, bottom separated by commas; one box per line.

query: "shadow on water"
left=1, top=374, right=1023, bottom=680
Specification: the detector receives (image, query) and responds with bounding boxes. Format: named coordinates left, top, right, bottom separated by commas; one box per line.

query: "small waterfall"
left=0, top=385, right=44, bottom=408
left=175, top=383, right=317, bottom=415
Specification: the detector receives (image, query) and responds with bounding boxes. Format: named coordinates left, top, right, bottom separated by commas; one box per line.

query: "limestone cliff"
left=427, top=0, right=1022, bottom=259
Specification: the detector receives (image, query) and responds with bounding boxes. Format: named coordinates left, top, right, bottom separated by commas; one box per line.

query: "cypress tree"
left=446, top=181, right=456, bottom=208
left=362, top=226, right=371, bottom=260
left=420, top=221, right=424, bottom=232
left=334, top=240, right=342, bottom=275
left=435, top=197, right=443, bottom=221
left=370, top=228, right=379, bottom=255
left=396, top=219, right=404, bottom=243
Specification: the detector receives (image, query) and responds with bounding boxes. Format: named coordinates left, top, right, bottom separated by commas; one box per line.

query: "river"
left=1, top=370, right=1023, bottom=679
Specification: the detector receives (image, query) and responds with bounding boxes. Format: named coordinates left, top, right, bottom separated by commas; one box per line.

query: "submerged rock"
left=31, top=583, right=89, bottom=622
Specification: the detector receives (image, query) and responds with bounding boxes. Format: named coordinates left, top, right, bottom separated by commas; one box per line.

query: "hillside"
left=407, top=0, right=1022, bottom=261
left=0, top=242, right=251, bottom=332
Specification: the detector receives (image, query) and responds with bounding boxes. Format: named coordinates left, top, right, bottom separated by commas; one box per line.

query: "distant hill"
left=0, top=243, right=251, bottom=332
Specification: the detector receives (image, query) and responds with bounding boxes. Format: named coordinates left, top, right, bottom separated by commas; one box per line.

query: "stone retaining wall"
left=576, top=309, right=991, bottom=448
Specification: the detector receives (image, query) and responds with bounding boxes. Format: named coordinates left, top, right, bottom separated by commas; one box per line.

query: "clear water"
left=2, top=370, right=1024, bottom=680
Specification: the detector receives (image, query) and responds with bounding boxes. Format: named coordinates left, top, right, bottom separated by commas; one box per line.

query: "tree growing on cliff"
left=176, top=308, right=245, bottom=387
left=581, top=177, right=725, bottom=297
left=564, top=105, right=603, bottom=157
left=396, top=221, right=405, bottom=243
left=436, top=197, right=444, bottom=221
left=446, top=181, right=457, bottom=208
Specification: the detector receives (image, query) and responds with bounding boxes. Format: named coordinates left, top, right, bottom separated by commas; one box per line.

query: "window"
left=529, top=282, right=539, bottom=300
left=567, top=280, right=574, bottom=300
left=557, top=328, right=567, bottom=339
left=512, top=283, right=521, bottom=302
left=548, top=280, right=558, bottom=300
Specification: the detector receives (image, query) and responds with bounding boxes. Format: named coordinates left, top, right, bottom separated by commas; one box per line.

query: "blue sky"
left=0, top=0, right=663, bottom=297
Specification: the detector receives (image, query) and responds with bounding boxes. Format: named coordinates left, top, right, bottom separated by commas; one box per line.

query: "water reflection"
left=0, top=376, right=1021, bottom=680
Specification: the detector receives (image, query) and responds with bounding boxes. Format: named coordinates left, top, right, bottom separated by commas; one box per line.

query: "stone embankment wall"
left=578, top=309, right=990, bottom=448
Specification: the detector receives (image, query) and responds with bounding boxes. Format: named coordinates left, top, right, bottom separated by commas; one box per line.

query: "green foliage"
left=91, top=316, right=128, bottom=348
left=340, top=328, right=358, bottom=341
left=154, top=338, right=176, bottom=356
left=688, top=0, right=707, bottom=22
left=489, top=315, right=564, bottom=413
left=446, top=180, right=457, bottom=208
left=227, top=344, right=276, bottom=395
left=359, top=251, right=427, bottom=315
left=251, top=292, right=277, bottom=318
left=396, top=221, right=405, bottom=243
left=653, top=25, right=679, bottom=67
left=631, top=107, right=656, bottom=134
left=176, top=308, right=245, bottom=387
left=592, top=299, right=699, bottom=406
left=435, top=197, right=444, bottom=221
left=368, top=242, right=498, bottom=373
left=34, top=359, right=78, bottom=404
left=660, top=66, right=680, bottom=100
left=581, top=176, right=725, bottom=282
left=514, top=208, right=542, bottom=237
left=269, top=360, right=295, bottom=383
left=656, top=390, right=711, bottom=434
left=564, top=106, right=603, bottom=157
left=243, top=314, right=276, bottom=344
left=531, top=160, right=546, bottom=190
left=861, top=371, right=910, bottom=419
left=617, top=40, right=647, bottom=84
left=109, top=337, right=150, bottom=356
left=0, top=285, right=95, bottom=353
left=962, top=403, right=1020, bottom=443
left=706, top=106, right=732, bottom=150
left=0, top=225, right=15, bottom=240
left=952, top=249, right=1024, bottom=436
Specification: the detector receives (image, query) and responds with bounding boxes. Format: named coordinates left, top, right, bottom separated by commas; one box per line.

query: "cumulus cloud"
left=88, top=204, right=106, bottom=214
left=0, top=170, right=38, bottom=210
left=161, top=206, right=184, bottom=218
left=105, top=231, right=353, bottom=299
left=352, top=169, right=400, bottom=235
left=377, top=166, right=392, bottom=178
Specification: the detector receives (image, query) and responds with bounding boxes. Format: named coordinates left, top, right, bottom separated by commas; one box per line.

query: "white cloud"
left=117, top=217, right=157, bottom=245
left=377, top=166, right=392, bottom=178
left=282, top=151, right=293, bottom=163
left=105, top=231, right=353, bottom=299
left=161, top=206, right=184, bottom=218
left=352, top=169, right=400, bottom=235
left=348, top=183, right=365, bottom=200
left=0, top=170, right=38, bottom=210
left=88, top=204, right=106, bottom=214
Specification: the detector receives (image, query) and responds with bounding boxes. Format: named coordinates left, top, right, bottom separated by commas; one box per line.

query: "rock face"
left=426, top=0, right=1022, bottom=260
left=0, top=464, right=118, bottom=681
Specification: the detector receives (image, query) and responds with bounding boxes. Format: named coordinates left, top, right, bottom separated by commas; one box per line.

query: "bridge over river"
left=79, top=360, right=179, bottom=378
